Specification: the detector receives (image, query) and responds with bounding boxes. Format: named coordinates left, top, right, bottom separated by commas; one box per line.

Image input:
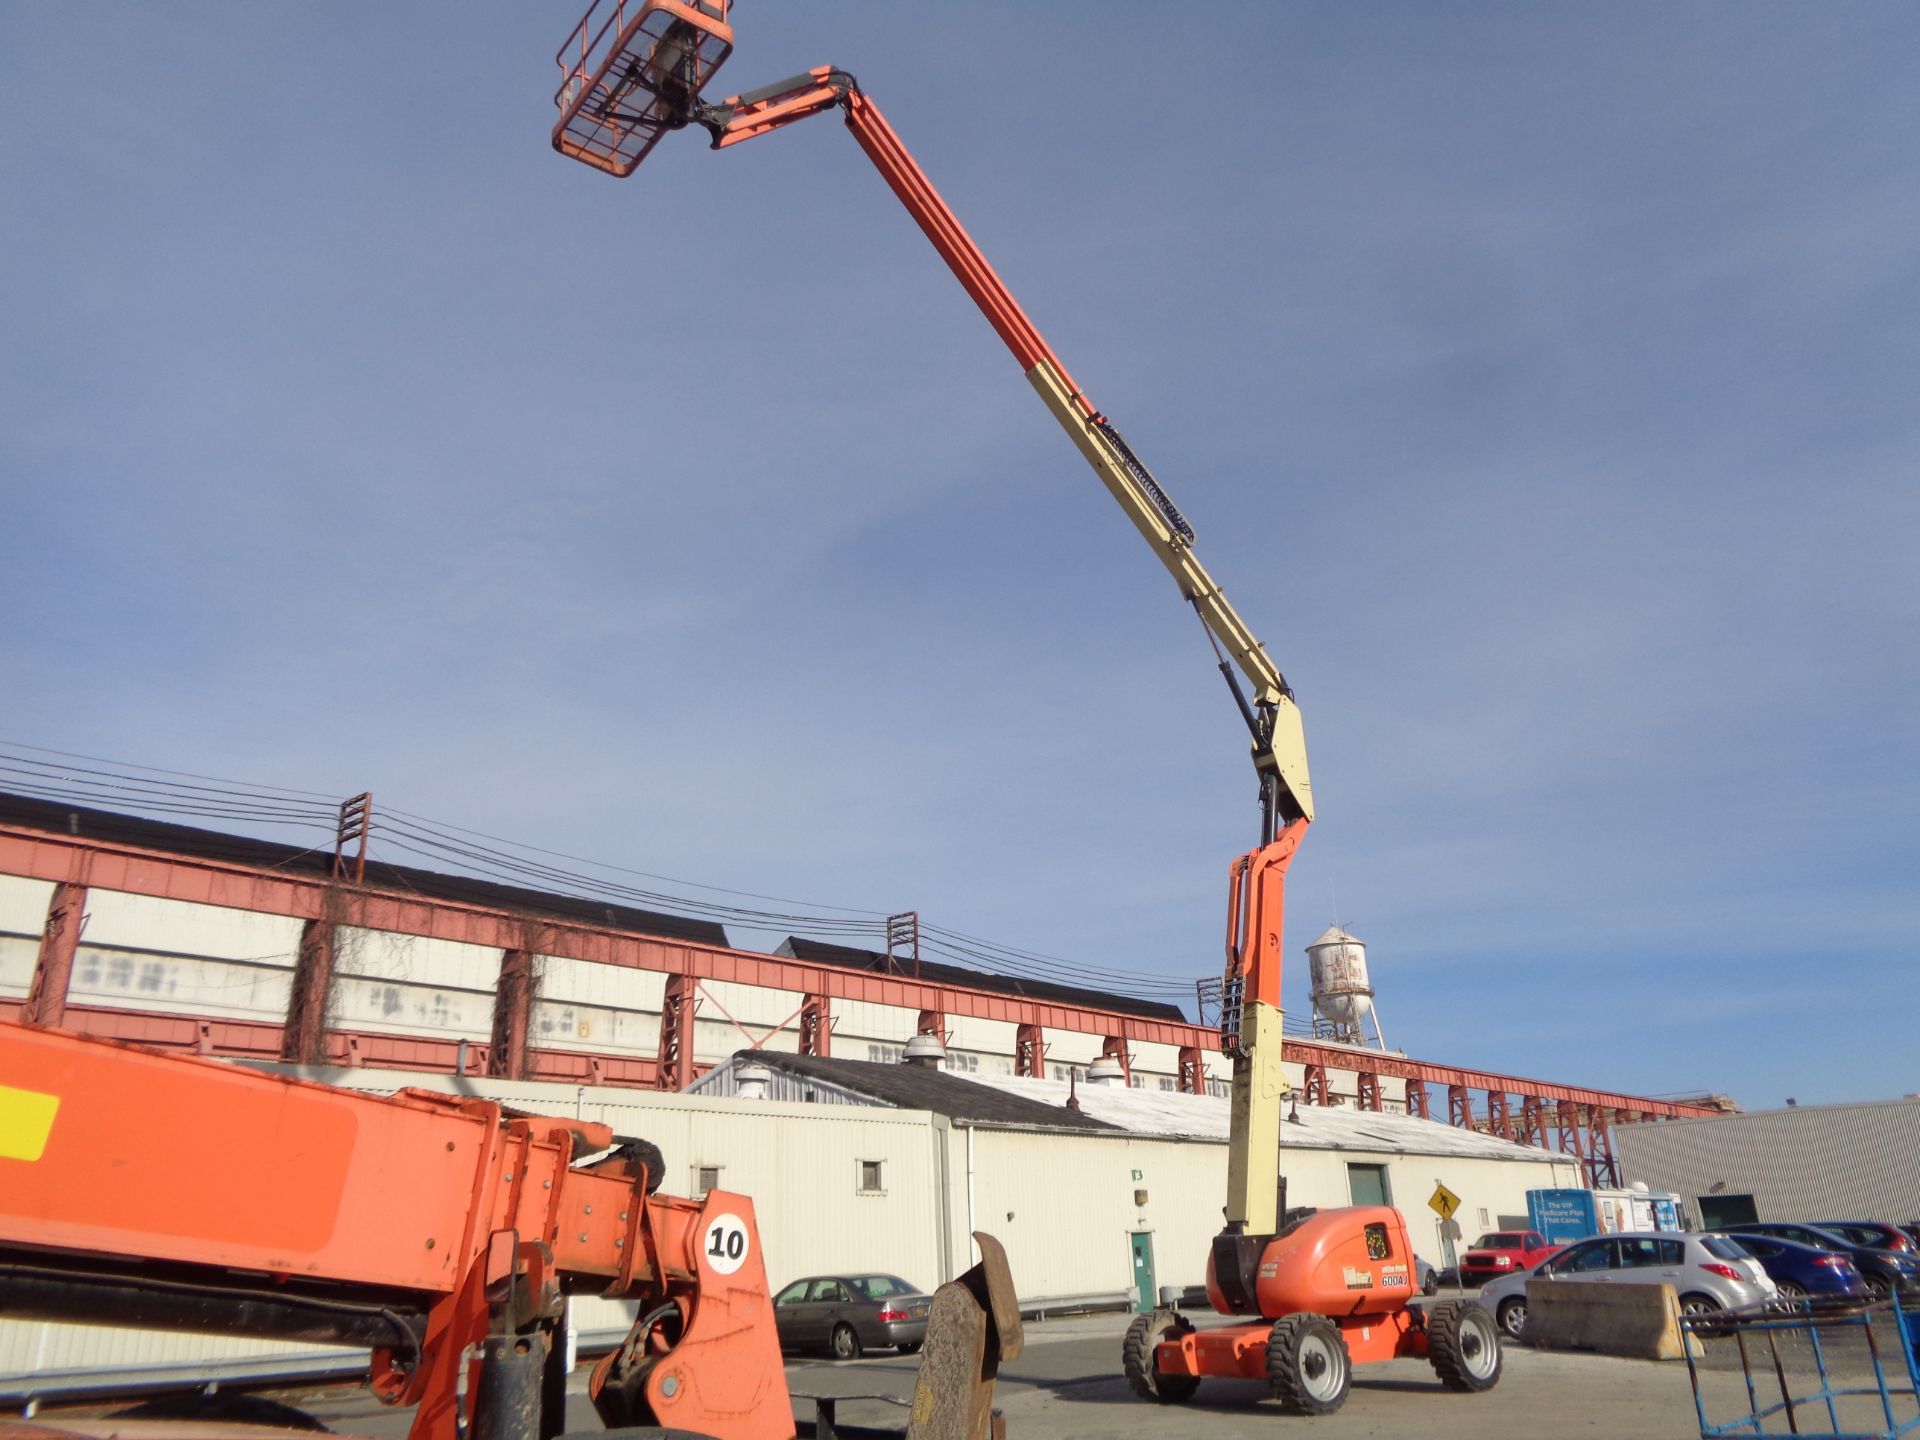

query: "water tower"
left=1305, top=926, right=1388, bottom=1049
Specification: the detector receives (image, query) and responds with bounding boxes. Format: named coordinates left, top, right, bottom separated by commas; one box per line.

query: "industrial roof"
left=694, top=1051, right=1121, bottom=1133
left=966, top=1073, right=1569, bottom=1163
left=0, top=791, right=730, bottom=948
left=776, top=936, right=1187, bottom=1025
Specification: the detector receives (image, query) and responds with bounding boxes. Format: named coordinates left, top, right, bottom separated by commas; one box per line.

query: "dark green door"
left=1130, top=1232, right=1156, bottom=1312
left=1348, top=1163, right=1391, bottom=1208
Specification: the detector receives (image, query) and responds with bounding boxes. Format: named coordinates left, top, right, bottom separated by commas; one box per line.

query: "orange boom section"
left=0, top=1024, right=791, bottom=1440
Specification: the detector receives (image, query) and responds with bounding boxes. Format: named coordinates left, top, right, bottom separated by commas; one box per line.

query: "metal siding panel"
left=68, top=948, right=292, bottom=1022
left=699, top=979, right=805, bottom=1030
left=77, top=891, right=304, bottom=961
left=329, top=974, right=493, bottom=1041
left=1615, top=1103, right=1920, bottom=1224
left=834, top=1000, right=919, bottom=1045
left=943, top=1015, right=1017, bottom=1053
left=537, top=955, right=665, bottom=1010
left=533, top=997, right=661, bottom=1054
left=0, top=936, right=39, bottom=998
left=332, top=928, right=500, bottom=990
left=1043, top=1031, right=1103, bottom=1066
left=0, top=875, right=54, bottom=936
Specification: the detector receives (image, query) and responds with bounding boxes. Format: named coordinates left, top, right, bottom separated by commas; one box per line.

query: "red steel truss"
left=0, top=824, right=1717, bottom=1169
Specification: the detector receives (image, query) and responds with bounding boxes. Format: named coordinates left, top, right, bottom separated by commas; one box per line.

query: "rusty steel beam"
left=21, top=880, right=86, bottom=1028
left=1014, top=1023, right=1043, bottom=1079
left=280, top=918, right=336, bottom=1065
left=1303, top=1063, right=1327, bottom=1105
left=1404, top=1079, right=1430, bottom=1119
left=1177, top=1044, right=1204, bottom=1096
left=655, top=973, right=695, bottom=1091
left=1100, top=1034, right=1131, bottom=1086
left=0, top=824, right=1721, bottom=1120
left=488, top=948, right=536, bottom=1080
left=799, top=992, right=831, bottom=1056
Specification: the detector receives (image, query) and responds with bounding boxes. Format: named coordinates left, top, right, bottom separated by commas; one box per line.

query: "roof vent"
left=902, top=1033, right=946, bottom=1068
left=735, top=1060, right=772, bottom=1100
left=1087, top=1055, right=1126, bottom=1087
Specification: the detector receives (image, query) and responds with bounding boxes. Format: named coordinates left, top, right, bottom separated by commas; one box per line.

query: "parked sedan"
left=1475, top=1233, right=1775, bottom=1340
left=1722, top=1223, right=1920, bottom=1299
left=773, top=1273, right=931, bottom=1360
left=1726, top=1234, right=1868, bottom=1299
left=1812, top=1222, right=1915, bottom=1254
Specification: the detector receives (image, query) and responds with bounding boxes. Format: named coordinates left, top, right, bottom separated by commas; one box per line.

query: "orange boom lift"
left=549, top=1, right=1502, bottom=1415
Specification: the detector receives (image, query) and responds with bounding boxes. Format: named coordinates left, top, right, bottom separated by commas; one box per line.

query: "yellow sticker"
left=0, top=1084, right=59, bottom=1162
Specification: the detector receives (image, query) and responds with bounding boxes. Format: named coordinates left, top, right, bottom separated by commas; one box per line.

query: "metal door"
left=1130, top=1232, right=1156, bottom=1313
left=1347, top=1162, right=1390, bottom=1208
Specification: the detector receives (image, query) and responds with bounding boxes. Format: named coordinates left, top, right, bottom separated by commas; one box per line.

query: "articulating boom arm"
left=692, top=64, right=1315, bottom=832
left=550, top=1, right=1309, bottom=824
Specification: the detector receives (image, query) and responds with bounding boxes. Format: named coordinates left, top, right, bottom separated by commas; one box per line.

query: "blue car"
left=1724, top=1223, right=1920, bottom=1299
left=1724, top=1233, right=1868, bottom=1299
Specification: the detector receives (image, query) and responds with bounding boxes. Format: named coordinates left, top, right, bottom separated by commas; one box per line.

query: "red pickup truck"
left=1461, top=1230, right=1560, bottom=1286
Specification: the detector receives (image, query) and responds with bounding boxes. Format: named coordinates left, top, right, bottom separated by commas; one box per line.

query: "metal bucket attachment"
left=552, top=0, right=734, bottom=176
left=903, top=1232, right=1022, bottom=1440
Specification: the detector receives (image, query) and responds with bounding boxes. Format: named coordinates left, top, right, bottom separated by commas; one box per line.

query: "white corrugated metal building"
left=1613, top=1098, right=1920, bottom=1230
left=1, top=1050, right=1577, bottom=1401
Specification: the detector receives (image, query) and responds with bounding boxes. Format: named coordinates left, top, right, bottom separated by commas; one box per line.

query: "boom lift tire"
left=1426, top=1299, right=1503, bottom=1392
left=1265, top=1312, right=1351, bottom=1415
left=1123, top=1309, right=1199, bottom=1403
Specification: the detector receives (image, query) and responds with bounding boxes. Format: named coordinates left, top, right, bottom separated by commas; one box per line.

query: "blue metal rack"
left=1684, top=1297, right=1920, bottom=1440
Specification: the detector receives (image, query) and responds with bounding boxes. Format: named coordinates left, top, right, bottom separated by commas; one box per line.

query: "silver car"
left=1476, top=1232, right=1776, bottom=1340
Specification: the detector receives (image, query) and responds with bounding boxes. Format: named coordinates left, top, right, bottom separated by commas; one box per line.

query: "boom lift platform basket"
left=553, top=0, right=734, bottom=176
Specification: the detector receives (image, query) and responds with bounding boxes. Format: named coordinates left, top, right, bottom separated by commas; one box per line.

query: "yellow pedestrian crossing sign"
left=1429, top=1183, right=1461, bottom=1221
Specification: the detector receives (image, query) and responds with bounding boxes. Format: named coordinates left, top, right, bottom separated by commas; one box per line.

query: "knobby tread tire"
left=1122, top=1310, right=1199, bottom=1403
left=1427, top=1299, right=1503, bottom=1393
left=1266, top=1312, right=1350, bottom=1415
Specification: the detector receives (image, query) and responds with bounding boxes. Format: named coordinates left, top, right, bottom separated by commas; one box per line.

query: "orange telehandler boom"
left=0, top=1023, right=1020, bottom=1440
left=0, top=1021, right=790, bottom=1440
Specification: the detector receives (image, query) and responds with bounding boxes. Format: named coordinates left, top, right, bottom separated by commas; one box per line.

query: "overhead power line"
left=0, top=747, right=1203, bottom=1008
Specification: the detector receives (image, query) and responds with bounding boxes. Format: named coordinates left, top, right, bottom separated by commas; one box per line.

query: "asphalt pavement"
left=237, top=1308, right=1716, bottom=1439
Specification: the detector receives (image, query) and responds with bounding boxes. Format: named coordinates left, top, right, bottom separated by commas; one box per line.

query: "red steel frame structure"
left=3, top=822, right=1710, bottom=1181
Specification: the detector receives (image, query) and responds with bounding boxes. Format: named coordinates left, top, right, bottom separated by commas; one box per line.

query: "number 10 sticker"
left=704, top=1213, right=751, bottom=1275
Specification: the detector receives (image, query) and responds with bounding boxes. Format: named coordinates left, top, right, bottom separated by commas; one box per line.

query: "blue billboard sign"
left=1528, top=1188, right=1599, bottom=1245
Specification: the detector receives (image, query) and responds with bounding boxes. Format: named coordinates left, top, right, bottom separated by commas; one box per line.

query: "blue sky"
left=2, top=5, right=1914, bottom=1110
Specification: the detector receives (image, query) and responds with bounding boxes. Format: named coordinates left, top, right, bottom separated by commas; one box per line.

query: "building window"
left=1129, top=1073, right=1144, bottom=1089
left=858, top=1159, right=885, bottom=1194
left=867, top=1043, right=902, bottom=1064
left=1158, top=1077, right=1175, bottom=1092
left=694, top=1165, right=721, bottom=1198
left=1206, top=1079, right=1229, bottom=1098
left=949, top=1052, right=979, bottom=1072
